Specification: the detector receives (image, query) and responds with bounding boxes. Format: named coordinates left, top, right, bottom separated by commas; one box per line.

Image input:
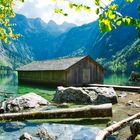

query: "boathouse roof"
left=17, top=56, right=103, bottom=71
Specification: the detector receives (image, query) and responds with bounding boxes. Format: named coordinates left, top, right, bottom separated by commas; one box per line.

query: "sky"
left=14, top=0, right=111, bottom=25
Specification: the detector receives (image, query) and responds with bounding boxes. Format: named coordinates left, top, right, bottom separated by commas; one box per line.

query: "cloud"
left=14, top=0, right=111, bottom=25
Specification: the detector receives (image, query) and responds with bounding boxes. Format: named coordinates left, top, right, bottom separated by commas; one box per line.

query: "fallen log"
left=0, top=104, right=112, bottom=121
left=95, top=112, right=140, bottom=140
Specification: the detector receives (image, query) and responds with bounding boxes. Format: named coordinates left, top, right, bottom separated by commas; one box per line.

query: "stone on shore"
left=19, top=132, right=32, bottom=140
left=1, top=93, right=49, bottom=113
left=126, top=100, right=140, bottom=108
left=53, top=86, right=117, bottom=104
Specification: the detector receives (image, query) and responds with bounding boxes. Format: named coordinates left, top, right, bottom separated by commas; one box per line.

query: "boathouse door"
left=82, top=68, right=90, bottom=84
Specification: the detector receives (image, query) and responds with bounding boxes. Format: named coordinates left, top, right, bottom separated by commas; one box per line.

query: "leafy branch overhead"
left=0, top=0, right=24, bottom=43
left=0, top=0, right=140, bottom=43
left=54, top=0, right=140, bottom=32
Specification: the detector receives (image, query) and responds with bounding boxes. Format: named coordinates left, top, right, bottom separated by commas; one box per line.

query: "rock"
left=94, top=87, right=118, bottom=104
left=118, top=92, right=127, bottom=98
left=0, top=101, right=7, bottom=113
left=19, top=132, right=32, bottom=140
left=130, top=119, right=140, bottom=136
left=5, top=93, right=49, bottom=112
left=129, top=71, right=140, bottom=82
left=53, top=86, right=117, bottom=104
left=37, top=126, right=56, bottom=140
left=0, top=108, right=4, bottom=113
left=126, top=100, right=140, bottom=108
left=53, top=86, right=94, bottom=104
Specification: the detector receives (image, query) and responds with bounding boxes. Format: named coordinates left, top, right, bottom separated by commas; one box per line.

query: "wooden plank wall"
left=67, top=57, right=104, bottom=86
left=18, top=71, right=67, bottom=86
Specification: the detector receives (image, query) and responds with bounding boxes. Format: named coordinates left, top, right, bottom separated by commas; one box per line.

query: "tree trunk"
left=95, top=112, right=140, bottom=140
left=0, top=104, right=112, bottom=121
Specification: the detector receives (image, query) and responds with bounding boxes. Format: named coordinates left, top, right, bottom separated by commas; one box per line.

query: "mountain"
left=46, top=20, right=76, bottom=33
left=0, top=15, right=76, bottom=69
left=11, top=14, right=77, bottom=60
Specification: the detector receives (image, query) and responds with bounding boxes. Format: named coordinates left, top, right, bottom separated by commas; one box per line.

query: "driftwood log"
left=0, top=104, right=112, bottom=121
left=95, top=112, right=140, bottom=140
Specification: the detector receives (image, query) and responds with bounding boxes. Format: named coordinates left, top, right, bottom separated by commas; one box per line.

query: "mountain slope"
left=11, top=14, right=76, bottom=60
left=0, top=39, right=32, bottom=70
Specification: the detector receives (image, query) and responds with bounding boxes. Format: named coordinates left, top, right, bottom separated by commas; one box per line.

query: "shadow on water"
left=29, top=118, right=111, bottom=127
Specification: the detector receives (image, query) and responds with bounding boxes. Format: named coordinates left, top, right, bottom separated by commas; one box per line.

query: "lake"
left=0, top=72, right=139, bottom=140
left=0, top=72, right=56, bottom=102
left=0, top=72, right=139, bottom=102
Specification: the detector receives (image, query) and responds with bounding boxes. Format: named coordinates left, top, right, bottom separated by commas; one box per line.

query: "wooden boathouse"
left=17, top=56, right=104, bottom=86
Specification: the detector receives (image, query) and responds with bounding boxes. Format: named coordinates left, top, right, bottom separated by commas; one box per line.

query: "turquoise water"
left=0, top=72, right=136, bottom=140
left=0, top=72, right=139, bottom=101
left=0, top=122, right=101, bottom=140
left=0, top=72, right=56, bottom=102
left=104, top=73, right=140, bottom=86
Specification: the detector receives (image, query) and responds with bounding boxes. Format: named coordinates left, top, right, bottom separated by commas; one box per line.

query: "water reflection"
left=0, top=122, right=101, bottom=140
left=0, top=71, right=56, bottom=102
left=0, top=72, right=18, bottom=101
left=104, top=74, right=140, bottom=86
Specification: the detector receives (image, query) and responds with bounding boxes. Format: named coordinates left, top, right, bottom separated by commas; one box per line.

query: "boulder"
left=93, top=87, right=118, bottom=104
left=53, top=86, right=94, bottom=104
left=19, top=132, right=32, bottom=140
left=118, top=92, right=127, bottom=98
left=53, top=86, right=117, bottom=104
left=5, top=93, right=49, bottom=112
left=130, top=119, right=140, bottom=136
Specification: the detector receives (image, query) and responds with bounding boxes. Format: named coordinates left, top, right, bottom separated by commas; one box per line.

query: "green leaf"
left=95, top=0, right=100, bottom=6
left=125, top=0, right=133, bottom=2
left=108, top=4, right=118, bottom=10
left=95, top=8, right=99, bottom=15
left=69, top=2, right=73, bottom=8
left=116, top=20, right=122, bottom=26
left=123, top=17, right=131, bottom=25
